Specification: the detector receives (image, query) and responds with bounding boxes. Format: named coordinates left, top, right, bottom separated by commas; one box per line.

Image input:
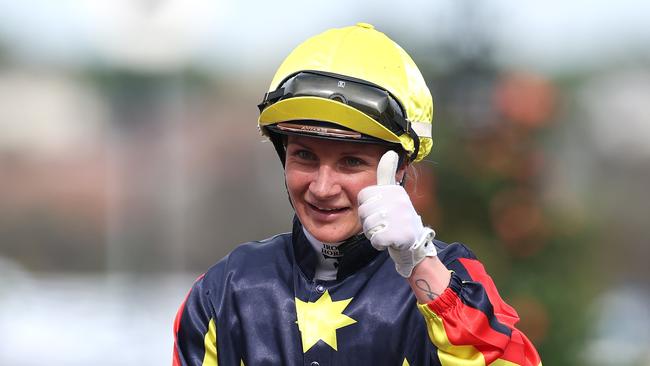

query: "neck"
left=302, top=228, right=342, bottom=281
left=291, top=216, right=384, bottom=281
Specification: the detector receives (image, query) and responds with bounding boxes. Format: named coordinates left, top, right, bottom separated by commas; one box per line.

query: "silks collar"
left=291, top=216, right=384, bottom=281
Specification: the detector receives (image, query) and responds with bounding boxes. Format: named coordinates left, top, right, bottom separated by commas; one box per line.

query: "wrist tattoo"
left=415, top=279, right=439, bottom=301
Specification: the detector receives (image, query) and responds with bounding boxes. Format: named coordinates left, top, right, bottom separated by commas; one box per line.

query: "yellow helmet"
left=258, top=23, right=433, bottom=163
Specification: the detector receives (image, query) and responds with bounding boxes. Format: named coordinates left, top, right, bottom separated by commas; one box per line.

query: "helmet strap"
left=269, top=133, right=287, bottom=167
left=406, top=124, right=420, bottom=163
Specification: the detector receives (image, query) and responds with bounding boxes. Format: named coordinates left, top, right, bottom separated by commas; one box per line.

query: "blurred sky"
left=1, top=0, right=649, bottom=74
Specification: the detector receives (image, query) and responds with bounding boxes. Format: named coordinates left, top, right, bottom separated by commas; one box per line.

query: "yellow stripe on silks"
left=202, top=318, right=218, bottom=366
left=490, top=360, right=542, bottom=366
left=417, top=303, right=487, bottom=366
left=402, top=357, right=410, bottom=366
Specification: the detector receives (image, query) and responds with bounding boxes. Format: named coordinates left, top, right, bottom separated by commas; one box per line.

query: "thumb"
left=376, top=150, right=399, bottom=185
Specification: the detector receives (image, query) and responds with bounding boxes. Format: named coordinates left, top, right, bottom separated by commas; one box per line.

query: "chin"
left=304, top=222, right=359, bottom=244
left=312, top=231, right=347, bottom=244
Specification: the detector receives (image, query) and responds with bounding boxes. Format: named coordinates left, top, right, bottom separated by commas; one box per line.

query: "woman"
left=173, top=23, right=542, bottom=366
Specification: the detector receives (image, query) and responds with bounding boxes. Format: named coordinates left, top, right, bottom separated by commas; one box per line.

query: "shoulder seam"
left=254, top=231, right=291, bottom=243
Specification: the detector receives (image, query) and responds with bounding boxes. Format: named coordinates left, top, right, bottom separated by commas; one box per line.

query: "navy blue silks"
left=174, top=217, right=541, bottom=366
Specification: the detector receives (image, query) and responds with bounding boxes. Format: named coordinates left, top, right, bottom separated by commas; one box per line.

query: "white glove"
left=358, top=150, right=437, bottom=278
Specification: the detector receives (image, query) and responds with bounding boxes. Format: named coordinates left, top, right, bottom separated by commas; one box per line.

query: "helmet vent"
left=329, top=93, right=348, bottom=104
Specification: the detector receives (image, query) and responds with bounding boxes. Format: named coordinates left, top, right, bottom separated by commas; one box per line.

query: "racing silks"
left=173, top=218, right=542, bottom=365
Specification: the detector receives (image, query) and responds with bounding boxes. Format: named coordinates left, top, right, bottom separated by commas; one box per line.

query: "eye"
left=342, top=156, right=366, bottom=168
left=294, top=149, right=316, bottom=161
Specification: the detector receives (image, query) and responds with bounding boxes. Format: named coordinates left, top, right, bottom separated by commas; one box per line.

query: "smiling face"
left=285, top=135, right=403, bottom=243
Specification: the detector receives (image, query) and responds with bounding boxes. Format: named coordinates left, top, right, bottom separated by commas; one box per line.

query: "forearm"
left=407, top=256, right=451, bottom=303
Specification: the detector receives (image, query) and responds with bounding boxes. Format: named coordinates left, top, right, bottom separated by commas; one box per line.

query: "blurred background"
left=1, top=0, right=649, bottom=365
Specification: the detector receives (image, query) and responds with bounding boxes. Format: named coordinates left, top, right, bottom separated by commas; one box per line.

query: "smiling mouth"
left=308, top=203, right=349, bottom=214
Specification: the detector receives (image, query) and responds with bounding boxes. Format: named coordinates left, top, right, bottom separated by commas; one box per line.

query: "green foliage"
left=421, top=66, right=599, bottom=365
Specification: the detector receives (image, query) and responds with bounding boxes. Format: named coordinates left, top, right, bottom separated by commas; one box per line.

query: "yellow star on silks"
left=295, top=290, right=357, bottom=352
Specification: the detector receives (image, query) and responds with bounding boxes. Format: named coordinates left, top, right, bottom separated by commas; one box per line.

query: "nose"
left=309, top=164, right=342, bottom=199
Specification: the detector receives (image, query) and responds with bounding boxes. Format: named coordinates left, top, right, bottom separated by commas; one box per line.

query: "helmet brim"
left=258, top=96, right=402, bottom=144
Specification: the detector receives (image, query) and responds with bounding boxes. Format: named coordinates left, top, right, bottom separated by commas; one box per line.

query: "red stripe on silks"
left=473, top=333, right=529, bottom=365
left=173, top=273, right=206, bottom=366
left=172, top=297, right=188, bottom=366
left=457, top=258, right=542, bottom=366
left=458, top=258, right=520, bottom=327
left=500, top=331, right=542, bottom=366
left=475, top=331, right=541, bottom=366
left=429, top=288, right=511, bottom=364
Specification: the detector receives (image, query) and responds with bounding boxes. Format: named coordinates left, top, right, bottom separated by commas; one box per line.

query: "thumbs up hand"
left=358, top=150, right=436, bottom=278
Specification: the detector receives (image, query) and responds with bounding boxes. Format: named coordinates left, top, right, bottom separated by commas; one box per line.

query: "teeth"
left=316, top=206, right=341, bottom=211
